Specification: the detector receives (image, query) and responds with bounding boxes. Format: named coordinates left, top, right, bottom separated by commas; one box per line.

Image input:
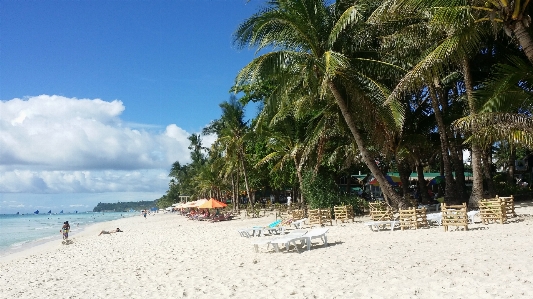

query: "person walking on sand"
left=60, top=221, right=70, bottom=240
left=143, top=210, right=147, bottom=219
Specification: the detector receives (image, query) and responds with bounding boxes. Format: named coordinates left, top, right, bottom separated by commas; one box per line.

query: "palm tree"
left=234, top=0, right=408, bottom=207
left=389, top=1, right=533, bottom=63
left=204, top=95, right=255, bottom=204
left=255, top=114, right=309, bottom=203
left=374, top=0, right=492, bottom=205
left=455, top=56, right=533, bottom=146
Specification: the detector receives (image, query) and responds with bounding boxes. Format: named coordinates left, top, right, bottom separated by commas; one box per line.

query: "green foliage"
left=301, top=169, right=341, bottom=209
left=302, top=169, right=367, bottom=214
left=337, top=194, right=368, bottom=215
left=494, top=182, right=531, bottom=197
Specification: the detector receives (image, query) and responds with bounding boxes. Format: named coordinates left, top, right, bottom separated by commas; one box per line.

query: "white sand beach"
left=1, top=203, right=533, bottom=299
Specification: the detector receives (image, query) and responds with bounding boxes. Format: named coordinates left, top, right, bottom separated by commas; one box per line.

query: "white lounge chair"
left=467, top=210, right=479, bottom=224
left=364, top=220, right=398, bottom=232
left=426, top=210, right=478, bottom=226
left=251, top=237, right=277, bottom=252
left=426, top=213, right=442, bottom=226
left=238, top=229, right=253, bottom=238
left=292, top=218, right=307, bottom=229
left=267, top=230, right=308, bottom=253
left=300, top=228, right=329, bottom=251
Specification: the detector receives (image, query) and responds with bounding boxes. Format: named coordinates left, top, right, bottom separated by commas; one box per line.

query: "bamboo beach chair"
left=308, top=208, right=332, bottom=226
left=441, top=203, right=468, bottom=231
left=399, top=207, right=428, bottom=230
left=479, top=198, right=507, bottom=225
left=334, top=205, right=354, bottom=224
left=496, top=195, right=517, bottom=218
left=369, top=202, right=394, bottom=221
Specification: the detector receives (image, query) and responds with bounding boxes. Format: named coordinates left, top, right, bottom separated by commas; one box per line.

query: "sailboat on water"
left=47, top=210, right=52, bottom=214
left=34, top=210, right=39, bottom=214
left=60, top=210, right=63, bottom=214
left=15, top=212, right=19, bottom=215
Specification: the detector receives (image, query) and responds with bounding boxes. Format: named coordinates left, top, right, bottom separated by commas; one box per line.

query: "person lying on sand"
left=98, top=228, right=123, bottom=236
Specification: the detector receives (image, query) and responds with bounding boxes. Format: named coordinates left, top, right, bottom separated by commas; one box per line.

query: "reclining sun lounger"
left=363, top=220, right=398, bottom=232
left=238, top=229, right=253, bottom=238
left=248, top=219, right=285, bottom=237
left=300, top=228, right=329, bottom=251
left=252, top=229, right=307, bottom=253
left=292, top=218, right=307, bottom=229
left=467, top=210, right=479, bottom=224
left=426, top=213, right=442, bottom=226
left=268, top=229, right=308, bottom=253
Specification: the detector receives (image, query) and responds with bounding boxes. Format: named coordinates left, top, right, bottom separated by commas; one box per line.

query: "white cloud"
left=0, top=95, right=199, bottom=196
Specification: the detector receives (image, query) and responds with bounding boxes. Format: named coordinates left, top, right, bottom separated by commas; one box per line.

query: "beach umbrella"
left=427, top=176, right=445, bottom=186
left=368, top=175, right=401, bottom=186
left=183, top=201, right=198, bottom=208
left=197, top=198, right=227, bottom=209
left=190, top=199, right=208, bottom=208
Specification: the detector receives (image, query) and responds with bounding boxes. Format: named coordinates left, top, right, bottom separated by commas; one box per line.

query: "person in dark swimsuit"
left=60, top=221, right=70, bottom=239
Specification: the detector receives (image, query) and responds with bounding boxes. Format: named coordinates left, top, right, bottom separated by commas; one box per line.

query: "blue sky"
left=0, top=0, right=264, bottom=213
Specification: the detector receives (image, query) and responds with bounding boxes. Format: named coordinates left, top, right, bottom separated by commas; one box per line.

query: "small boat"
left=15, top=212, right=19, bottom=215
left=75, top=211, right=78, bottom=214
left=47, top=210, right=52, bottom=214
left=60, top=210, right=63, bottom=214
left=34, top=210, right=39, bottom=214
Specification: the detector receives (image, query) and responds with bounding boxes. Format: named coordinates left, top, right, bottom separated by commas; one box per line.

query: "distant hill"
left=93, top=200, right=157, bottom=212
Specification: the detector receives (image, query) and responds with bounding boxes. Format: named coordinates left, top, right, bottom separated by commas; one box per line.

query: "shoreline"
left=1, top=206, right=532, bottom=298
left=0, top=213, right=143, bottom=263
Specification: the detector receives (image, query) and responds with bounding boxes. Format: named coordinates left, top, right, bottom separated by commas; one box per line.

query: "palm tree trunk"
left=416, top=159, right=431, bottom=203
left=462, top=58, right=484, bottom=207
left=482, top=147, right=496, bottom=198
left=447, top=129, right=467, bottom=202
left=397, top=158, right=411, bottom=200
left=239, top=147, right=253, bottom=205
left=231, top=173, right=238, bottom=211
left=293, top=157, right=305, bottom=204
left=508, top=146, right=516, bottom=185
left=511, top=20, right=533, bottom=65
left=328, top=81, right=406, bottom=208
left=428, top=84, right=457, bottom=203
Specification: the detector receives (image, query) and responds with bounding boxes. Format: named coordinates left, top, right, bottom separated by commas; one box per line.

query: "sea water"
left=0, top=212, right=137, bottom=257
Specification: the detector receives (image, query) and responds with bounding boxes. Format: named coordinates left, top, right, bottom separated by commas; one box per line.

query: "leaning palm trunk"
left=428, top=84, right=457, bottom=203
left=328, top=81, right=406, bottom=208
left=462, top=58, right=484, bottom=207
left=511, top=20, right=533, bottom=65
